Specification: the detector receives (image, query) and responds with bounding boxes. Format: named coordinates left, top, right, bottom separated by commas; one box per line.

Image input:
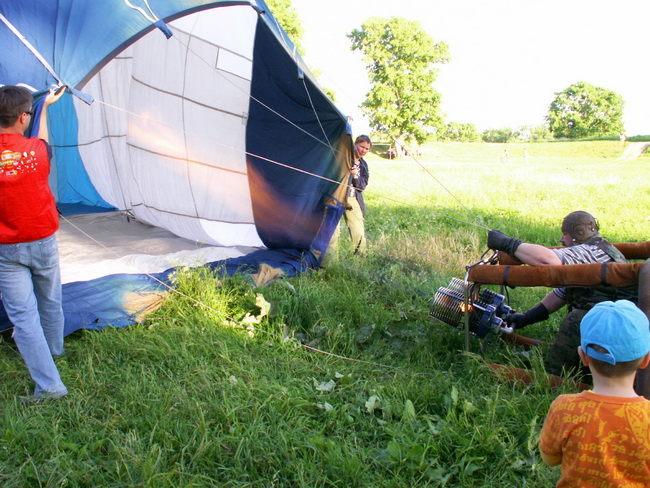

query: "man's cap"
left=580, top=300, right=650, bottom=365
left=561, top=211, right=599, bottom=244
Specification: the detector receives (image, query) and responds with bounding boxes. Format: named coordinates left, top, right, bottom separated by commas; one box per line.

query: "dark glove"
left=505, top=302, right=549, bottom=329
left=488, top=230, right=524, bottom=257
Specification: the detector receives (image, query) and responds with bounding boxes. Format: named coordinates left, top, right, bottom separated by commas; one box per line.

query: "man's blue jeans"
left=0, top=235, right=67, bottom=395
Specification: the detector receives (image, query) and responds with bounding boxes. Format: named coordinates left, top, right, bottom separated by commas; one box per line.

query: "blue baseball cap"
left=580, top=300, right=650, bottom=365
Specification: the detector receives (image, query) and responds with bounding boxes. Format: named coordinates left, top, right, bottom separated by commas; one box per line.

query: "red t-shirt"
left=0, top=133, right=58, bottom=243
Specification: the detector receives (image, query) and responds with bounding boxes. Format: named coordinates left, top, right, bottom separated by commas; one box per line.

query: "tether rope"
left=164, top=18, right=487, bottom=231
left=59, top=10, right=484, bottom=304
left=387, top=138, right=489, bottom=230
left=49, top=10, right=482, bottom=374
left=301, top=77, right=335, bottom=156
left=168, top=22, right=347, bottom=159
left=369, top=170, right=488, bottom=229
left=60, top=213, right=423, bottom=376
left=164, top=11, right=481, bottom=288
left=298, top=41, right=491, bottom=231
left=93, top=97, right=486, bottom=238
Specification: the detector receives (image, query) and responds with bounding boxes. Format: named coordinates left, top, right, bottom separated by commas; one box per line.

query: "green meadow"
left=1, top=141, right=649, bottom=487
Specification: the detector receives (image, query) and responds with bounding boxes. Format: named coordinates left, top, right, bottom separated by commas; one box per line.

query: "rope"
left=370, top=169, right=480, bottom=225
left=92, top=98, right=490, bottom=241
left=60, top=214, right=426, bottom=376
left=369, top=171, right=489, bottom=229
left=4, top=6, right=482, bottom=377
left=0, top=13, right=63, bottom=87
left=383, top=235, right=464, bottom=272
left=54, top=8, right=492, bottom=365
left=93, top=99, right=345, bottom=190
left=164, top=19, right=489, bottom=233
left=122, top=0, right=161, bottom=23
left=301, top=77, right=336, bottom=157
left=93, top=97, right=490, bottom=237
left=296, top=40, right=490, bottom=231
left=167, top=23, right=348, bottom=160
left=388, top=138, right=489, bottom=230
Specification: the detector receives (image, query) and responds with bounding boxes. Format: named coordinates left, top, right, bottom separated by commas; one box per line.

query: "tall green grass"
left=1, top=142, right=648, bottom=487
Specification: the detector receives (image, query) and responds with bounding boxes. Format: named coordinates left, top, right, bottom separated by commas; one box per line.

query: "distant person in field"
left=488, top=211, right=637, bottom=379
left=539, top=300, right=650, bottom=486
left=327, top=135, right=371, bottom=259
left=0, top=85, right=68, bottom=402
left=500, top=148, right=509, bottom=163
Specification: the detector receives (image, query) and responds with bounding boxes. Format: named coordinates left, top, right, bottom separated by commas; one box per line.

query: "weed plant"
left=1, top=142, right=648, bottom=487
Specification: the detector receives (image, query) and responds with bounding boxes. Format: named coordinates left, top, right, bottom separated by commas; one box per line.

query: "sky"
left=291, top=0, right=650, bottom=136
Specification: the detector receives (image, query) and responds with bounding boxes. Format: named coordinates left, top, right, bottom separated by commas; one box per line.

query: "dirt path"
left=618, top=141, right=650, bottom=161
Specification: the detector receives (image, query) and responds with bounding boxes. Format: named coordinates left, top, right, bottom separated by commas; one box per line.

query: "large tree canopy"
left=547, top=81, right=625, bottom=139
left=265, top=0, right=337, bottom=101
left=265, top=0, right=304, bottom=53
left=348, top=17, right=450, bottom=145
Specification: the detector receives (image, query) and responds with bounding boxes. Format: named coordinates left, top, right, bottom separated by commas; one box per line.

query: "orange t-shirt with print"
left=540, top=391, right=650, bottom=487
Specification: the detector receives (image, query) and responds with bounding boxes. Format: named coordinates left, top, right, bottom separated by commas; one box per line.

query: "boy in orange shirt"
left=539, top=300, right=650, bottom=487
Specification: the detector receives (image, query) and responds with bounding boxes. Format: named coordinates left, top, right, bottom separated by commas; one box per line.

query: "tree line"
left=267, top=2, right=626, bottom=145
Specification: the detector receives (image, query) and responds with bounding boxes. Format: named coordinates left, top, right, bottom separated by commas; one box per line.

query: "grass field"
left=1, top=141, right=649, bottom=487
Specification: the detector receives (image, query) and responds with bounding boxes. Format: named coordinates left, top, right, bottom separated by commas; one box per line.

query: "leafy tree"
left=348, top=17, right=450, bottom=145
left=265, top=0, right=305, bottom=53
left=526, top=124, right=552, bottom=142
left=322, top=87, right=337, bottom=103
left=439, top=122, right=480, bottom=142
left=481, top=128, right=517, bottom=143
left=546, top=82, right=624, bottom=139
left=309, top=68, right=337, bottom=102
left=266, top=1, right=338, bottom=102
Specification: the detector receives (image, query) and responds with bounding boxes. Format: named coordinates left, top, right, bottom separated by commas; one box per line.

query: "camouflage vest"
left=566, top=236, right=638, bottom=311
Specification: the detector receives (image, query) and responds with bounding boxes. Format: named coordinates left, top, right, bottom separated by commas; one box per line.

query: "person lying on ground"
left=487, top=211, right=636, bottom=378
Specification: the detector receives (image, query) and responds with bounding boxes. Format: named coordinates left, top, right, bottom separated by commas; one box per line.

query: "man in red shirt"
left=0, top=85, right=67, bottom=402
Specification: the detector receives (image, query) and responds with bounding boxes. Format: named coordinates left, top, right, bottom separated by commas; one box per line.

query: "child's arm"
left=539, top=401, right=564, bottom=466
left=540, top=450, right=562, bottom=466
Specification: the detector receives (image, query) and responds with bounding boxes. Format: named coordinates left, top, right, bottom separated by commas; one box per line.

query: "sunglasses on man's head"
left=1, top=108, right=34, bottom=118
left=11, top=109, right=34, bottom=116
